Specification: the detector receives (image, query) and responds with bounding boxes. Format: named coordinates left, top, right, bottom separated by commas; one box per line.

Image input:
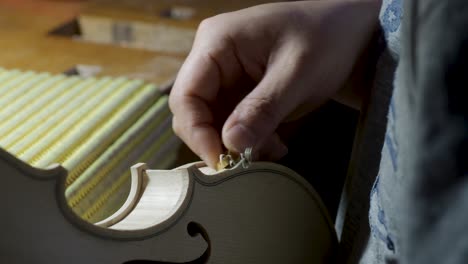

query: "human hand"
left=169, top=0, right=381, bottom=168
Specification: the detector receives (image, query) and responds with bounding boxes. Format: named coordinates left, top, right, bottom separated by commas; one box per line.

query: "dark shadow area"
left=278, top=100, right=359, bottom=221
left=48, top=18, right=81, bottom=37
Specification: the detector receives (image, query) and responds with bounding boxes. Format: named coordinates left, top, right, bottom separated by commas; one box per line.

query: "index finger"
left=169, top=49, right=223, bottom=168
left=169, top=16, right=248, bottom=167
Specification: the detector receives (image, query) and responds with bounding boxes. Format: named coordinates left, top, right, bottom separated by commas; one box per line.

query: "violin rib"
left=95, top=163, right=147, bottom=227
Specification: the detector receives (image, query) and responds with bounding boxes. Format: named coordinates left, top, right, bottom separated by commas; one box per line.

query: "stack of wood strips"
left=0, top=68, right=180, bottom=223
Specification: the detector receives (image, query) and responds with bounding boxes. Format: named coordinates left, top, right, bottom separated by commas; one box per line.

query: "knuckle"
left=240, top=96, right=279, bottom=126
left=196, top=16, right=230, bottom=57
left=198, top=16, right=221, bottom=35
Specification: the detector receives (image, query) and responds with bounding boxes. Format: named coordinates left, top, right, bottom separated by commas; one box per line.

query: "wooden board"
left=0, top=0, right=287, bottom=81
left=0, top=1, right=184, bottom=84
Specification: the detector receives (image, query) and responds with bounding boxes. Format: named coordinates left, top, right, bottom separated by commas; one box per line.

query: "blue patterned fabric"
left=360, top=0, right=403, bottom=263
left=361, top=1, right=468, bottom=263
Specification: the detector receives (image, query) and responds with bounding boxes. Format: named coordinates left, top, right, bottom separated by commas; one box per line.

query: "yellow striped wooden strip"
left=6, top=77, right=113, bottom=156
left=30, top=78, right=144, bottom=167
left=92, top=131, right=181, bottom=223
left=0, top=75, right=78, bottom=137
left=65, top=96, right=170, bottom=206
left=1, top=77, right=101, bottom=149
left=70, top=118, right=176, bottom=221
left=82, top=137, right=177, bottom=222
left=17, top=77, right=128, bottom=163
left=88, top=176, right=131, bottom=223
left=62, top=83, right=161, bottom=186
left=72, top=127, right=176, bottom=217
left=81, top=170, right=131, bottom=222
left=0, top=73, right=54, bottom=122
left=0, top=71, right=38, bottom=114
left=0, top=75, right=76, bottom=140
left=67, top=109, right=172, bottom=218
left=0, top=73, right=50, bottom=118
left=0, top=70, right=20, bottom=90
left=0, top=76, right=77, bottom=145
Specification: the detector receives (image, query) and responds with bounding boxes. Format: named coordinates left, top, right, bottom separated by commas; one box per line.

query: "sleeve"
left=400, top=0, right=468, bottom=263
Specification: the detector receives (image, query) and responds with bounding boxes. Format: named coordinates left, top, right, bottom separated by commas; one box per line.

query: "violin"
left=0, top=148, right=337, bottom=263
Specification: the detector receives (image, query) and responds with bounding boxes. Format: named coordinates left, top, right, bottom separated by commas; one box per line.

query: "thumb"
left=221, top=48, right=309, bottom=156
left=222, top=93, right=283, bottom=155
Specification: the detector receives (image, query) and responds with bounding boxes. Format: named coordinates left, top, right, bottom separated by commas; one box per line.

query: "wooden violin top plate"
left=0, top=149, right=337, bottom=263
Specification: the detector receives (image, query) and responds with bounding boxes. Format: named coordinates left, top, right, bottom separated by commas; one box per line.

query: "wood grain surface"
left=0, top=0, right=184, bottom=84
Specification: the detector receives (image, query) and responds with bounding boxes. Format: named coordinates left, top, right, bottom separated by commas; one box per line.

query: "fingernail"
left=224, top=124, right=256, bottom=153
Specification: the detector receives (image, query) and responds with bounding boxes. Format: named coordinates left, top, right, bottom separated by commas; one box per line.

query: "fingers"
left=222, top=41, right=314, bottom=155
left=169, top=48, right=220, bottom=167
left=170, top=0, right=383, bottom=166
left=171, top=96, right=222, bottom=168
left=169, top=16, right=245, bottom=167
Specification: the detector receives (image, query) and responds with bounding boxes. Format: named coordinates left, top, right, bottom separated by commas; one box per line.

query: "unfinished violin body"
left=0, top=149, right=337, bottom=263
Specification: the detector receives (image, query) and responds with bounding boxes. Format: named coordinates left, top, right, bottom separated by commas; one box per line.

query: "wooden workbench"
left=0, top=1, right=184, bottom=84
left=0, top=0, right=281, bottom=82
